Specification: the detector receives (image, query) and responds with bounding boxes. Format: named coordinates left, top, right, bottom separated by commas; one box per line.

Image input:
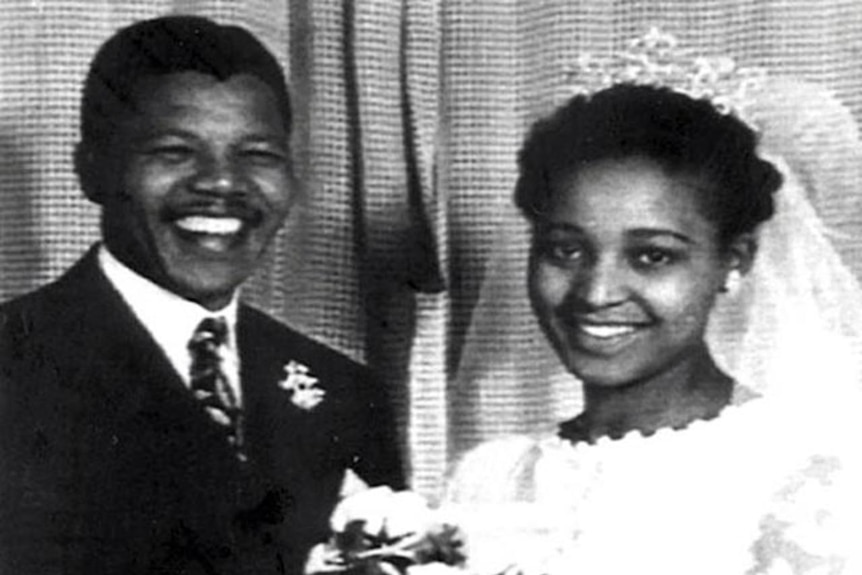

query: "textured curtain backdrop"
left=2, top=0, right=862, bottom=497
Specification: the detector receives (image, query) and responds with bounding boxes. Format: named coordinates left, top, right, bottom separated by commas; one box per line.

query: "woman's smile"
left=529, top=156, right=731, bottom=387
left=564, top=317, right=653, bottom=354
left=576, top=321, right=642, bottom=339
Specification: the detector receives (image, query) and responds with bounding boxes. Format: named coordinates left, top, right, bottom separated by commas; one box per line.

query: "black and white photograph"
left=1, top=1, right=861, bottom=574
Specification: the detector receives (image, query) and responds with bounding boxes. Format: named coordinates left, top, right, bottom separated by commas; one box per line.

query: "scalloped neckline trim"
left=556, top=384, right=761, bottom=450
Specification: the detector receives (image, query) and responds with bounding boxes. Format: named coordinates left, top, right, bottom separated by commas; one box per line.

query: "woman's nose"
left=574, top=257, right=628, bottom=308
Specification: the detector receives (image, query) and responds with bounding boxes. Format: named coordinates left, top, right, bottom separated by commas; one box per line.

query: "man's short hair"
left=80, top=15, right=291, bottom=149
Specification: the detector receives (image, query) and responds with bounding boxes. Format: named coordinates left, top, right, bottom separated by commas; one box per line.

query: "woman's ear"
left=720, top=233, right=757, bottom=294
left=721, top=234, right=757, bottom=294
left=726, top=232, right=758, bottom=276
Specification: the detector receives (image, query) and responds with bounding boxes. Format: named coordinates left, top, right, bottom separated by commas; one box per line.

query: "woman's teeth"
left=175, top=216, right=243, bottom=235
left=578, top=324, right=638, bottom=339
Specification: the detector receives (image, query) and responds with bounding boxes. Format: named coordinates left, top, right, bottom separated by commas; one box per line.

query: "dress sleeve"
left=748, top=428, right=862, bottom=573
left=442, top=435, right=542, bottom=505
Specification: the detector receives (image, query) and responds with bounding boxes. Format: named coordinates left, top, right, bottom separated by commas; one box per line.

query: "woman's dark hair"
left=80, top=15, right=291, bottom=149
left=514, top=84, right=782, bottom=245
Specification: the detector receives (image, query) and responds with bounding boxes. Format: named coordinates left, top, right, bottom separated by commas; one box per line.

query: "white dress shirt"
left=98, top=245, right=242, bottom=406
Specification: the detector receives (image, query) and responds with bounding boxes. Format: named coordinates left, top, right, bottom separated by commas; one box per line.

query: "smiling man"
left=0, top=16, right=403, bottom=575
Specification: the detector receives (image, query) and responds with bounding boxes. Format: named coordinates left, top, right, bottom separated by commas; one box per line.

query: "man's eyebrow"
left=240, top=134, right=288, bottom=145
left=133, top=130, right=287, bottom=146
left=134, top=127, right=195, bottom=140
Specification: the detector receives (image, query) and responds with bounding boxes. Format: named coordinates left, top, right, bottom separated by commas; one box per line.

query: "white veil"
left=450, top=77, right=862, bottom=457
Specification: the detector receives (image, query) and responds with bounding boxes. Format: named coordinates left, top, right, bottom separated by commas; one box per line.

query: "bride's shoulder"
left=444, top=434, right=558, bottom=504
left=461, top=434, right=544, bottom=458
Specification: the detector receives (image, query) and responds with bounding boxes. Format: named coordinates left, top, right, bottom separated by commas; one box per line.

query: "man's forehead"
left=118, top=72, right=289, bottom=128
left=132, top=71, right=273, bottom=97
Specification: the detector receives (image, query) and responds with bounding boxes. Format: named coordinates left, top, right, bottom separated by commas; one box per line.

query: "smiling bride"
left=441, top=31, right=862, bottom=575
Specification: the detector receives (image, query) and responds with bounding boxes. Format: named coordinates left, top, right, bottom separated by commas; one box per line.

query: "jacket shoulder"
left=0, top=251, right=104, bottom=341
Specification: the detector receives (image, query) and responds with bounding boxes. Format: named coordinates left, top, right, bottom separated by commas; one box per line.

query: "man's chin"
left=164, top=269, right=247, bottom=310
left=179, top=287, right=239, bottom=311
left=160, top=240, right=264, bottom=305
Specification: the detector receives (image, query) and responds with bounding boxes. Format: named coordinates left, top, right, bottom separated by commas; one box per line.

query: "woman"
left=443, top=37, right=862, bottom=575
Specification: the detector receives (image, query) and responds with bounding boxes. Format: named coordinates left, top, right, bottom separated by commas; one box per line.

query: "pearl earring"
left=723, top=270, right=742, bottom=294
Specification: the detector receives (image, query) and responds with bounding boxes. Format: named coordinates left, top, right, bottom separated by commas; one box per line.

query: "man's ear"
left=725, top=232, right=757, bottom=276
left=74, top=142, right=105, bottom=205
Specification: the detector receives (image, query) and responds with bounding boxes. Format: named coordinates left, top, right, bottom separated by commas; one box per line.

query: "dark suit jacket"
left=0, top=248, right=405, bottom=574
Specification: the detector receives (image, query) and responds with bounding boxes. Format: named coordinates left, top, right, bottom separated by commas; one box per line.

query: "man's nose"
left=190, top=155, right=248, bottom=195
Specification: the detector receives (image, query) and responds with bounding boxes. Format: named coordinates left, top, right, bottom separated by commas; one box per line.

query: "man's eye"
left=241, top=148, right=287, bottom=166
left=147, top=145, right=194, bottom=163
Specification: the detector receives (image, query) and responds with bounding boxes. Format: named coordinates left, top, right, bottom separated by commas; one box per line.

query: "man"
left=0, top=15, right=404, bottom=574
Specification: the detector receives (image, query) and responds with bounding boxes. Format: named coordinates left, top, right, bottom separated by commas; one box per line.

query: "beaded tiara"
left=566, top=28, right=766, bottom=129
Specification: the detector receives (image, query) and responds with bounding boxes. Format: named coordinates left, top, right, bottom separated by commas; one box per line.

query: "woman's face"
left=528, top=156, right=734, bottom=387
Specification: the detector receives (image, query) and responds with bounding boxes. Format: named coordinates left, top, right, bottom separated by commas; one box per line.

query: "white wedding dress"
left=444, top=386, right=862, bottom=575
left=440, top=78, right=862, bottom=575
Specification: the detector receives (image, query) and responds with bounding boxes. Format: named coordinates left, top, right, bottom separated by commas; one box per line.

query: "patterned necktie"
left=188, top=317, right=244, bottom=456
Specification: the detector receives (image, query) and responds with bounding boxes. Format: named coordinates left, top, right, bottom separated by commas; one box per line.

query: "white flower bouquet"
left=306, top=487, right=466, bottom=575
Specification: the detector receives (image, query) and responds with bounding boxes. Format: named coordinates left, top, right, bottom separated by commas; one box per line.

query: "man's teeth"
left=578, top=324, right=638, bottom=339
left=175, top=216, right=242, bottom=235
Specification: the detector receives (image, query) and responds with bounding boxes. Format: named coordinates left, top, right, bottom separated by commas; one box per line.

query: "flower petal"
left=330, top=486, right=396, bottom=535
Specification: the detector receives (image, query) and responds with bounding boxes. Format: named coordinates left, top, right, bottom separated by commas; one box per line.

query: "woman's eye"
left=541, top=241, right=584, bottom=263
left=632, top=248, right=675, bottom=268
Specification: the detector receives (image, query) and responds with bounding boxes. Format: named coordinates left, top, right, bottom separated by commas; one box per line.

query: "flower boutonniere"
left=280, top=360, right=326, bottom=411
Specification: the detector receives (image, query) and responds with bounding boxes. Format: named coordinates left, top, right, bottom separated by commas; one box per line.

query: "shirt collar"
left=97, top=244, right=240, bottom=356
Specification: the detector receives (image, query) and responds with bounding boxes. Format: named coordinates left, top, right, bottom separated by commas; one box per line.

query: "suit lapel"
left=65, top=251, right=237, bottom=452
left=236, top=307, right=327, bottom=480
left=237, top=307, right=289, bottom=466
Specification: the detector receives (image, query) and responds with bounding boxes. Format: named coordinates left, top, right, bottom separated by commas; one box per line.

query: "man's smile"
left=171, top=214, right=255, bottom=254
left=175, top=215, right=243, bottom=235
left=100, top=73, right=293, bottom=311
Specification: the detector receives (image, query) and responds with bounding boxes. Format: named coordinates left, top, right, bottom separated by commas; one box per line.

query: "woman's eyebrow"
left=628, top=228, right=695, bottom=244
left=534, top=221, right=583, bottom=234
